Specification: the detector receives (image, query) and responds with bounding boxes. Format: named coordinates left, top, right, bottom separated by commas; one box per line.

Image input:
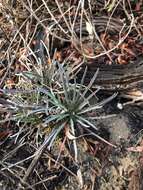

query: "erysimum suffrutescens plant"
left=0, top=62, right=117, bottom=150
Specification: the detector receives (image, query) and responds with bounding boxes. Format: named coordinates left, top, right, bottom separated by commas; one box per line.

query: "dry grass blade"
left=21, top=123, right=65, bottom=185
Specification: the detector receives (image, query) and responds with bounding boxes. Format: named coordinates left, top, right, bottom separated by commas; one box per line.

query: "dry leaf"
left=117, top=55, right=128, bottom=64
left=77, top=169, right=83, bottom=188
left=127, top=146, right=143, bottom=152
left=86, top=21, right=94, bottom=39
left=66, top=128, right=76, bottom=140
left=5, top=79, right=15, bottom=89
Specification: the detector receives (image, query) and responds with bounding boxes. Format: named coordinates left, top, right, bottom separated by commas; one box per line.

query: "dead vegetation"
left=0, top=0, right=143, bottom=189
